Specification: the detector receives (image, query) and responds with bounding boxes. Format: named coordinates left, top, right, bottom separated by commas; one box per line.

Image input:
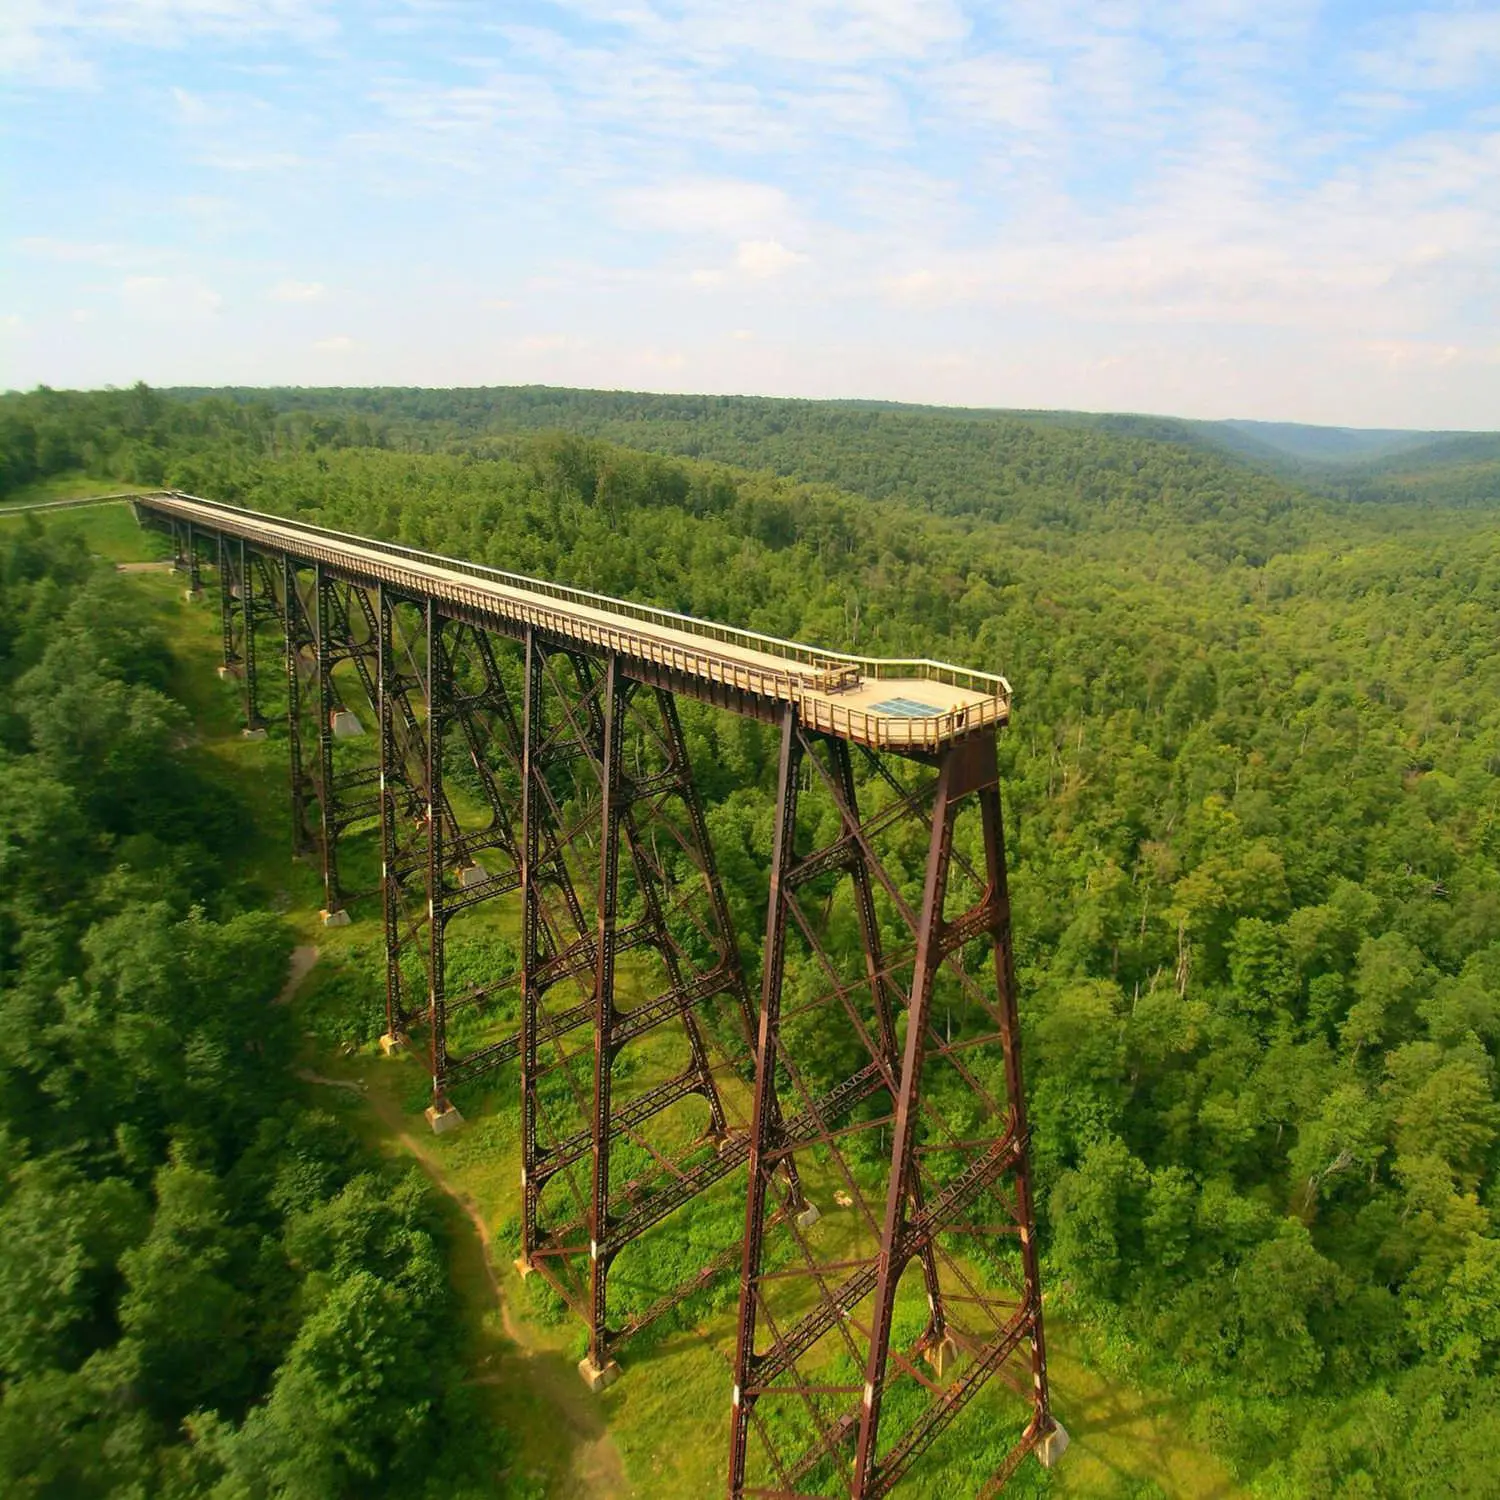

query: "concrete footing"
left=378, top=1032, right=406, bottom=1057
left=923, top=1333, right=960, bottom=1379
left=184, top=588, right=201, bottom=603
left=513, top=1254, right=534, bottom=1279
left=242, top=726, right=268, bottom=742
left=795, top=1202, right=822, bottom=1231
left=330, top=709, right=363, bottom=738
left=1036, top=1421, right=1070, bottom=1468
left=320, top=908, right=351, bottom=928
left=425, top=1102, right=464, bottom=1135
left=577, top=1356, right=621, bottom=1393
left=216, top=664, right=243, bottom=680
left=456, top=863, right=487, bottom=889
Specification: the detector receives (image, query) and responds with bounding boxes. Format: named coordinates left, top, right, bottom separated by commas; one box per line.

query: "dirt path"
left=363, top=1087, right=629, bottom=1499
left=276, top=945, right=320, bottom=1005
left=275, top=943, right=627, bottom=1495
left=295, top=1067, right=365, bottom=1093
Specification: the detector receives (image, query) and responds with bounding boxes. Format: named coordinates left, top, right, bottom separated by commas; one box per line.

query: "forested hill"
left=159, top=383, right=1317, bottom=535
left=1, top=382, right=1499, bottom=1493
left=13, top=382, right=1494, bottom=533
left=1323, top=431, right=1500, bottom=509
left=1211, top=420, right=1437, bottom=466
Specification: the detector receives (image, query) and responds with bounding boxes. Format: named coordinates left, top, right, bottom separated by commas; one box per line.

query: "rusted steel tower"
left=141, top=491, right=1064, bottom=1493
left=727, top=715, right=1062, bottom=1495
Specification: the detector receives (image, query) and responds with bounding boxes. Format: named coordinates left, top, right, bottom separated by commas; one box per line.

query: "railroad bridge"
left=134, top=490, right=1067, bottom=1498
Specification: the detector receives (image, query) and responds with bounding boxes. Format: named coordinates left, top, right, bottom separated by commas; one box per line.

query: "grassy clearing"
left=0, top=471, right=150, bottom=506
left=31, top=502, right=1245, bottom=1499
left=1042, top=1330, right=1242, bottom=1500
left=0, top=496, right=163, bottom=559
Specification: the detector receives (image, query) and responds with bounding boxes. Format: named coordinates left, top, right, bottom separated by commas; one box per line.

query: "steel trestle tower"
left=141, top=489, right=1065, bottom=1496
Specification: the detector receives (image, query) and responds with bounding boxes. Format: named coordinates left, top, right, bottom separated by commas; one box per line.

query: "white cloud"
left=312, top=334, right=357, bottom=351
left=171, top=85, right=226, bottom=125
left=2, top=1, right=338, bottom=89
left=550, top=0, right=968, bottom=67
left=928, top=54, right=1054, bottom=131
left=881, top=268, right=954, bottom=303
left=1363, top=338, right=1467, bottom=372
left=615, top=177, right=793, bottom=238
left=687, top=238, right=808, bottom=284
left=268, top=279, right=325, bottom=302
left=368, top=71, right=563, bottom=143
left=121, top=275, right=223, bottom=316
left=18, top=237, right=147, bottom=266
left=193, top=148, right=305, bottom=172
left=734, top=239, right=807, bottom=278
left=633, top=345, right=688, bottom=372
left=0, top=12, right=96, bottom=88
left=1357, top=9, right=1500, bottom=93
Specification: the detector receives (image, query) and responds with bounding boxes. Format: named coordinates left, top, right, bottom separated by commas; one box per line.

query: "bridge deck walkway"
left=137, top=490, right=1010, bottom=751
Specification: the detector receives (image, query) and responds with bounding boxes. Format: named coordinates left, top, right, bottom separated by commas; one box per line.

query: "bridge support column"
left=244, top=546, right=275, bottom=734
left=311, top=562, right=345, bottom=920
left=585, top=656, right=627, bottom=1380
left=178, top=520, right=202, bottom=600
left=519, top=627, right=548, bottom=1267
left=217, top=535, right=239, bottom=678
left=224, top=541, right=274, bottom=735
left=516, top=640, right=767, bottom=1384
left=423, top=601, right=451, bottom=1120
left=729, top=720, right=1057, bottom=1499
left=282, top=557, right=316, bottom=860
left=376, top=585, right=408, bottom=1052
left=373, top=600, right=556, bottom=1117
left=1037, top=1421, right=1070, bottom=1468
left=216, top=538, right=274, bottom=737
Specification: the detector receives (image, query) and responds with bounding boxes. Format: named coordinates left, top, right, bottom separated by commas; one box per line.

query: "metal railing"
left=137, top=490, right=1012, bottom=751
left=0, top=491, right=149, bottom=514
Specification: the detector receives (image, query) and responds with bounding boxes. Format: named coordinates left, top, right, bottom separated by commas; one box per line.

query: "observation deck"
left=136, top=490, right=1011, bottom=752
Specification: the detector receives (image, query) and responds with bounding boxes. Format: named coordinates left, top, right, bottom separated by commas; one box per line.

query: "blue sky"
left=2, top=1, right=1498, bottom=426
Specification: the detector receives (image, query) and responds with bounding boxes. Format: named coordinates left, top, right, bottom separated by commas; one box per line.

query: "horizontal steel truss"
left=728, top=712, right=1057, bottom=1499
left=156, top=515, right=1056, bottom=1497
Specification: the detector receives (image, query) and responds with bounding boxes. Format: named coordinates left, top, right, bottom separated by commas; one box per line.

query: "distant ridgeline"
left=172, top=383, right=1500, bottom=510
left=4, top=381, right=1497, bottom=513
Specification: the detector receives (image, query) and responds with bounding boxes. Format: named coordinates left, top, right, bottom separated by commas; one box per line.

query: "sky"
left=2, top=1, right=1498, bottom=428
